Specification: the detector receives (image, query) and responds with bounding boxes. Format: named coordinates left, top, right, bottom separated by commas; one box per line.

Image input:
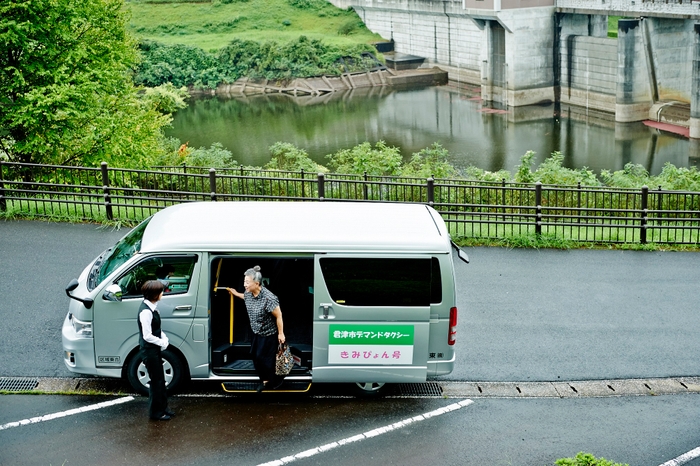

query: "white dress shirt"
left=139, top=299, right=169, bottom=350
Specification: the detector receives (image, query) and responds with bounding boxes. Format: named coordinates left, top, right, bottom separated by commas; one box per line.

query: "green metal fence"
left=2, top=161, right=700, bottom=244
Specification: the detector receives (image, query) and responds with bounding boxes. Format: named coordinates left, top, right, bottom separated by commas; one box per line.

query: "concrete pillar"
left=616, top=19, right=653, bottom=123
left=589, top=15, right=608, bottom=38
left=691, top=23, right=700, bottom=139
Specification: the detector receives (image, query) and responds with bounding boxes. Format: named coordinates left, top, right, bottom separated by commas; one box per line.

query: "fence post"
left=640, top=185, right=648, bottom=244
left=535, top=182, right=542, bottom=236
left=300, top=169, right=305, bottom=198
left=501, top=178, right=506, bottom=223
left=426, top=178, right=434, bottom=205
left=100, top=162, right=113, bottom=221
left=0, top=160, right=6, bottom=212
left=209, top=168, right=217, bottom=202
left=317, top=173, right=325, bottom=200
left=363, top=171, right=368, bottom=200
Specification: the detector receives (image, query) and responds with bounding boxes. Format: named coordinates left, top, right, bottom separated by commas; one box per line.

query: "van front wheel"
left=126, top=349, right=186, bottom=396
left=352, top=382, right=387, bottom=397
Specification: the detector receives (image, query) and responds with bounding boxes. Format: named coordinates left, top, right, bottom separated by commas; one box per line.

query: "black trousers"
left=141, top=346, right=168, bottom=418
left=250, top=333, right=279, bottom=382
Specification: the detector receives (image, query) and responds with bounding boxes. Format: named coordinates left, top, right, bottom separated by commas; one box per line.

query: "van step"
left=221, top=381, right=312, bottom=393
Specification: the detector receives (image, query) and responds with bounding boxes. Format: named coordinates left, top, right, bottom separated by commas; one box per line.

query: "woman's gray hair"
left=244, top=265, right=263, bottom=285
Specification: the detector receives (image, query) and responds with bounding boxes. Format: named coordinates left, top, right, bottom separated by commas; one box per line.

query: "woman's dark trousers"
left=142, top=347, right=168, bottom=418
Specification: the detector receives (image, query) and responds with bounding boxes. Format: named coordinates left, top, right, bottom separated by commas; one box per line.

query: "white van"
left=62, top=201, right=467, bottom=396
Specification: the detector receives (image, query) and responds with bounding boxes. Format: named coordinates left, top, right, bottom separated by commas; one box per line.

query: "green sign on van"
left=329, top=324, right=414, bottom=365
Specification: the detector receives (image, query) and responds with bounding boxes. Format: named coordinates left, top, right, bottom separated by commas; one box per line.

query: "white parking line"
left=257, top=399, right=474, bottom=466
left=0, top=396, right=134, bottom=431
left=659, top=447, right=700, bottom=466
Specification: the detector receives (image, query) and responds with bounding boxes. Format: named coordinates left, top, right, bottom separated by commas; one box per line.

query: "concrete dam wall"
left=331, top=0, right=700, bottom=137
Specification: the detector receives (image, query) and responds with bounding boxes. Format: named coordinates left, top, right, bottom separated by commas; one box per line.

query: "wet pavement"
left=2, top=393, right=700, bottom=466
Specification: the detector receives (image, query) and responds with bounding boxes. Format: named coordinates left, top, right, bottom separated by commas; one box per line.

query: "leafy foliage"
left=135, top=41, right=227, bottom=89
left=287, top=0, right=333, bottom=10
left=155, top=141, right=237, bottom=168
left=555, top=452, right=628, bottom=466
left=600, top=162, right=700, bottom=191
left=135, top=36, right=376, bottom=88
left=0, top=0, right=177, bottom=168
left=326, top=141, right=403, bottom=176
left=532, top=152, right=599, bottom=186
left=264, top=142, right=327, bottom=172
left=402, top=143, right=456, bottom=179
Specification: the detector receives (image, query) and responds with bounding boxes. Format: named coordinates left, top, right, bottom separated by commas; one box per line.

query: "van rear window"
left=319, top=258, right=442, bottom=307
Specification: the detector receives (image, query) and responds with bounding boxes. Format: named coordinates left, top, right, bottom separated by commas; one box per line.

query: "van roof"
left=140, top=201, right=451, bottom=254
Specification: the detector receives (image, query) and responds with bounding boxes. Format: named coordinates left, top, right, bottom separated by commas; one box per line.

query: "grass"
left=124, top=0, right=385, bottom=51
left=608, top=16, right=619, bottom=38
left=3, top=204, right=699, bottom=251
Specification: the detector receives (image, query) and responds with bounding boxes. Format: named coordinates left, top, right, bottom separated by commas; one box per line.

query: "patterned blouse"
left=244, top=287, right=279, bottom=336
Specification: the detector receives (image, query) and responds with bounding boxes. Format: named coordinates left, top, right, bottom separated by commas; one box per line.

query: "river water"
left=167, top=83, right=697, bottom=176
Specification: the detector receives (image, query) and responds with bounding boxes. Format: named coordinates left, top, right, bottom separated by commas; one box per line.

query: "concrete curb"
left=440, top=377, right=700, bottom=398
left=3, top=376, right=700, bottom=398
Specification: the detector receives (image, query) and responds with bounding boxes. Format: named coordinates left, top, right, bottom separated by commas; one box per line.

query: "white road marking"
left=659, top=447, right=700, bottom=466
left=0, top=396, right=134, bottom=431
left=257, top=399, right=474, bottom=466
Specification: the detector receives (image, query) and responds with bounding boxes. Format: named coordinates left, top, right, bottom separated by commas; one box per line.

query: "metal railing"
left=2, top=161, right=700, bottom=244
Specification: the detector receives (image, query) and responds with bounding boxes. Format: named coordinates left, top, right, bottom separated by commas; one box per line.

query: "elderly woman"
left=231, top=266, right=285, bottom=392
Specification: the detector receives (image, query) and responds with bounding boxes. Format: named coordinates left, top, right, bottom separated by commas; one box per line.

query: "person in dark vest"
left=230, top=266, right=286, bottom=392
left=138, top=280, right=175, bottom=421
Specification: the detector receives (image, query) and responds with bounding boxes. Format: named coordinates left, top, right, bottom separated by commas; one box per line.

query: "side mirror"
left=66, top=278, right=79, bottom=293
left=450, top=241, right=470, bottom=264
left=456, top=249, right=470, bottom=264
left=65, top=279, right=94, bottom=309
left=103, top=284, right=123, bottom=302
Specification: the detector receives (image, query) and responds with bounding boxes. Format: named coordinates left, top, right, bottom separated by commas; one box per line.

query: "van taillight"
left=448, top=307, right=457, bottom=345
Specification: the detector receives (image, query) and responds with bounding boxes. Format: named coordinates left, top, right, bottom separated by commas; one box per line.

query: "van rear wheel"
left=352, top=382, right=387, bottom=397
left=126, top=349, right=186, bottom=396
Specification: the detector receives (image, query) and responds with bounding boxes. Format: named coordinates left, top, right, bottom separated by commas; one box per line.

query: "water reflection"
left=167, top=84, right=697, bottom=176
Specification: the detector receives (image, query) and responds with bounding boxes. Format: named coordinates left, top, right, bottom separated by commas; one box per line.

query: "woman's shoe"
left=150, top=413, right=171, bottom=421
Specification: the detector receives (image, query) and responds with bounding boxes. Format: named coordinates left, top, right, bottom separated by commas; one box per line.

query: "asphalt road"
left=2, top=219, right=700, bottom=466
left=1, top=219, right=699, bottom=382
left=2, top=393, right=700, bottom=466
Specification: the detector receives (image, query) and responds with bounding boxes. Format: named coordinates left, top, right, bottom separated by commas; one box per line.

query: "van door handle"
left=320, top=303, right=333, bottom=320
left=174, top=305, right=192, bottom=311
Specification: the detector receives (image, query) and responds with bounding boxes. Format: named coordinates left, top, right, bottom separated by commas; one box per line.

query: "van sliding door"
left=312, top=255, right=431, bottom=383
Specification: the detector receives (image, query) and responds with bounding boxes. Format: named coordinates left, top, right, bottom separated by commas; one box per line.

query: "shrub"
left=287, top=0, right=330, bottom=9
left=555, top=452, right=628, bottom=466
left=515, top=150, right=536, bottom=183
left=326, top=141, right=402, bottom=176
left=338, top=19, right=359, bottom=35
left=155, top=141, right=237, bottom=168
left=402, top=143, right=456, bottom=179
left=264, top=142, right=327, bottom=172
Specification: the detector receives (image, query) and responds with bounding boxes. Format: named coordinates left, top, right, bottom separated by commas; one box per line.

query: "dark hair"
left=142, top=280, right=165, bottom=301
left=155, top=264, right=174, bottom=279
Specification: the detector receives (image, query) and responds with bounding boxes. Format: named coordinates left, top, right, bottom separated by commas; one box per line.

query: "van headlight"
left=71, top=315, right=93, bottom=338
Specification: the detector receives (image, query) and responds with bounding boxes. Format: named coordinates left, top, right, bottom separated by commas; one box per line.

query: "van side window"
left=116, top=255, right=197, bottom=298
left=320, top=258, right=439, bottom=306
left=431, top=257, right=442, bottom=304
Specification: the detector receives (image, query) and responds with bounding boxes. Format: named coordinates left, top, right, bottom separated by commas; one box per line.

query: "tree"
left=0, top=0, right=176, bottom=168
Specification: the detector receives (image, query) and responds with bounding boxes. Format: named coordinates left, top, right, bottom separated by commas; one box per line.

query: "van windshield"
left=91, top=218, right=151, bottom=289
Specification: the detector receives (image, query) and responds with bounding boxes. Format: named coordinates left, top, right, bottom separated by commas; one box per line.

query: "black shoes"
left=164, top=408, right=175, bottom=417
left=151, top=413, right=171, bottom=421
left=256, top=379, right=284, bottom=392
left=270, top=378, right=285, bottom=390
